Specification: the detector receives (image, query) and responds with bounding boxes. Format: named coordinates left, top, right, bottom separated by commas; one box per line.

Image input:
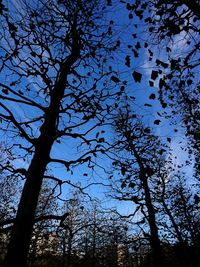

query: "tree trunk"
left=132, top=148, right=163, bottom=267
left=141, top=173, right=163, bottom=267
left=3, top=140, right=54, bottom=267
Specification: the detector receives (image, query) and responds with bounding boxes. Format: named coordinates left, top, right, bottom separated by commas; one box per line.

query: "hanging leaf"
left=148, top=49, right=153, bottom=57
left=126, top=3, right=133, bottom=10
left=149, top=81, right=154, bottom=87
left=129, top=13, right=133, bottom=19
left=161, top=102, right=167, bottom=108
left=125, top=55, right=131, bottom=67
left=149, top=26, right=154, bottom=32
left=129, top=182, right=135, bottom=188
left=149, top=93, right=156, bottom=100
left=132, top=49, right=139, bottom=58
left=156, top=59, right=169, bottom=69
left=135, top=10, right=143, bottom=19
left=151, top=70, right=158, bottom=80
left=135, top=42, right=141, bottom=50
left=170, top=59, right=178, bottom=70
left=144, top=128, right=150, bottom=133
left=111, top=76, right=120, bottom=83
left=121, top=166, right=126, bottom=176
left=107, top=0, right=112, bottom=6
left=132, top=71, right=142, bottom=83
left=159, top=78, right=166, bottom=89
left=154, top=119, right=161, bottom=125
left=10, top=81, right=18, bottom=86
left=166, top=47, right=171, bottom=53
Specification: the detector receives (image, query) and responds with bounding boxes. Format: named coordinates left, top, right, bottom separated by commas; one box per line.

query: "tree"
left=0, top=1, right=122, bottom=266
left=110, top=108, right=168, bottom=267
left=167, top=175, right=200, bottom=244
left=156, top=171, right=200, bottom=266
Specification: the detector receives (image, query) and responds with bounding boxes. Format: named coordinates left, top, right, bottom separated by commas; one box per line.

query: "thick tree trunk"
left=3, top=99, right=60, bottom=267
left=3, top=142, right=53, bottom=267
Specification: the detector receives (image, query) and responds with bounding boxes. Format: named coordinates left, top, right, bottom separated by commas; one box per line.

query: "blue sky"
left=0, top=0, right=196, bottom=218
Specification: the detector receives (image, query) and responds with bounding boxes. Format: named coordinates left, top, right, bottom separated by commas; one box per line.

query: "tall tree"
left=111, top=108, right=167, bottom=267
left=0, top=1, right=122, bottom=266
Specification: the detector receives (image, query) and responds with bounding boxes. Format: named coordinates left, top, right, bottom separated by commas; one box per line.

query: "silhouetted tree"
left=0, top=1, right=122, bottom=266
left=110, top=108, right=168, bottom=267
